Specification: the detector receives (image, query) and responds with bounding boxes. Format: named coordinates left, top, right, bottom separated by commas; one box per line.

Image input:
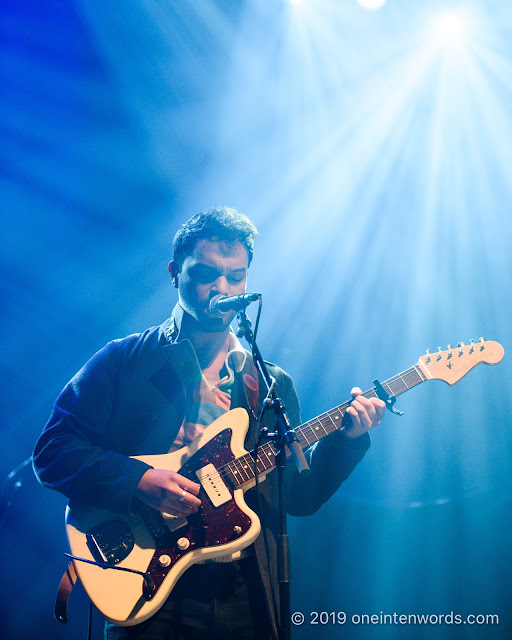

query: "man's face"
left=171, top=238, right=249, bottom=332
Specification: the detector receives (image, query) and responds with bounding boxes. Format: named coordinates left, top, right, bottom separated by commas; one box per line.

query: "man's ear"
left=168, top=261, right=179, bottom=288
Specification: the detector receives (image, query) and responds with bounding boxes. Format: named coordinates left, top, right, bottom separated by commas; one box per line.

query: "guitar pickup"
left=196, top=464, right=231, bottom=507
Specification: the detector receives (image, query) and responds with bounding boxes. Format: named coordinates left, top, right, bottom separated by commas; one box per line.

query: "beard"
left=180, top=299, right=235, bottom=334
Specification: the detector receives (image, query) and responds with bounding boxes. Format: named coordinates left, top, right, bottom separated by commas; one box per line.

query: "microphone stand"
left=237, top=309, right=309, bottom=640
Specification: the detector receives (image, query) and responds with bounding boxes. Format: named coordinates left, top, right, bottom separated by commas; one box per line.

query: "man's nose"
left=212, top=275, right=229, bottom=295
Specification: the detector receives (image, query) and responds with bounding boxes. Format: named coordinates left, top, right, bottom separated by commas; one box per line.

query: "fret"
left=398, top=373, right=410, bottom=389
left=264, top=443, right=277, bottom=468
left=228, top=464, right=244, bottom=485
left=255, top=453, right=267, bottom=474
left=227, top=460, right=244, bottom=483
left=302, top=426, right=318, bottom=444
left=386, top=377, right=407, bottom=396
left=232, top=457, right=252, bottom=483
left=240, top=455, right=256, bottom=478
left=300, top=427, right=314, bottom=447
left=308, top=418, right=323, bottom=440
left=223, top=465, right=237, bottom=486
left=324, top=411, right=342, bottom=433
left=295, top=427, right=313, bottom=447
left=413, top=364, right=426, bottom=382
left=259, top=444, right=273, bottom=468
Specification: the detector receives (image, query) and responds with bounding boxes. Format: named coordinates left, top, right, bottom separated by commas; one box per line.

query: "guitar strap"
left=55, top=560, right=78, bottom=623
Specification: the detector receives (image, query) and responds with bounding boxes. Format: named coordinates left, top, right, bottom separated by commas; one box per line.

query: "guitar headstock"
left=417, top=338, right=505, bottom=385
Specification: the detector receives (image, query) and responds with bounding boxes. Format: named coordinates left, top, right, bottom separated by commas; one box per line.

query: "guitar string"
left=89, top=367, right=427, bottom=548
left=196, top=366, right=426, bottom=488
left=132, top=366, right=427, bottom=500
left=78, top=347, right=494, bottom=555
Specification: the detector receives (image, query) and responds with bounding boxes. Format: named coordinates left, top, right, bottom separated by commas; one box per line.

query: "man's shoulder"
left=240, top=347, right=294, bottom=386
left=264, top=359, right=293, bottom=383
left=110, top=321, right=167, bottom=351
left=84, top=321, right=169, bottom=369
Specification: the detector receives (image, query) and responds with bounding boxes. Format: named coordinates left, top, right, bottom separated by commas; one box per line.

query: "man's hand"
left=344, top=387, right=386, bottom=439
left=135, top=469, right=201, bottom=517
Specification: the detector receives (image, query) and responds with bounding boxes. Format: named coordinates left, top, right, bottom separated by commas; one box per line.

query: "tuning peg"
left=470, top=339, right=475, bottom=344
left=447, top=344, right=453, bottom=350
left=457, top=342, right=465, bottom=347
left=479, top=337, right=485, bottom=342
left=437, top=347, right=442, bottom=361
left=458, top=342, right=464, bottom=356
left=425, top=349, right=431, bottom=363
left=479, top=337, right=486, bottom=350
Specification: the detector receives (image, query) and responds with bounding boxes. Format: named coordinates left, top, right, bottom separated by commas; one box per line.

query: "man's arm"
left=33, top=341, right=152, bottom=514
left=34, top=338, right=202, bottom=518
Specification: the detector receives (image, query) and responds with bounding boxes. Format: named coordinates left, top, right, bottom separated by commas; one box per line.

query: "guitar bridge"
left=86, top=520, right=135, bottom=566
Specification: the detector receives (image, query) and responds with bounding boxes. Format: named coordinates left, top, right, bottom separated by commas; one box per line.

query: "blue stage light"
left=357, top=0, right=387, bottom=10
left=433, top=10, right=469, bottom=48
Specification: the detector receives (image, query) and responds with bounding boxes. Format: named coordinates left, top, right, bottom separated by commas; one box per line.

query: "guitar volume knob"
left=177, top=537, right=190, bottom=551
left=158, top=554, right=171, bottom=568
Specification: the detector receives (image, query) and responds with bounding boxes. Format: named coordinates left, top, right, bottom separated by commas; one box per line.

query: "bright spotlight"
left=434, top=11, right=468, bottom=47
left=357, top=0, right=387, bottom=9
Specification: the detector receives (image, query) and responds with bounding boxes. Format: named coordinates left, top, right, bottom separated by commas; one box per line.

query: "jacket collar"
left=161, top=303, right=184, bottom=344
left=161, top=304, right=260, bottom=416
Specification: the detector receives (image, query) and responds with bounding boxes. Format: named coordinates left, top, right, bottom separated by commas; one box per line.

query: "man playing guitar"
left=34, top=206, right=385, bottom=639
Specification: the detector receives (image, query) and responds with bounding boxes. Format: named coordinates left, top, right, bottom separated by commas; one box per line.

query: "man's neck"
left=180, top=314, right=231, bottom=371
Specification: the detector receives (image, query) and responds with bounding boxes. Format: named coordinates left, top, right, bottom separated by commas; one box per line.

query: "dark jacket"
left=33, top=305, right=370, bottom=637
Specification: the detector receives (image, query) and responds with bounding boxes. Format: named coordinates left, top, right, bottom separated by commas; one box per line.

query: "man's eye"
left=191, top=268, right=218, bottom=283
left=228, top=276, right=245, bottom=284
left=196, top=274, right=216, bottom=284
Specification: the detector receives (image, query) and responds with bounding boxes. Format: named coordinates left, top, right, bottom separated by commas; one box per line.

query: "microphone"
left=209, top=293, right=260, bottom=316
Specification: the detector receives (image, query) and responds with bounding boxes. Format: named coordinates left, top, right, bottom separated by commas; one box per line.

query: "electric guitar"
left=65, top=338, right=504, bottom=626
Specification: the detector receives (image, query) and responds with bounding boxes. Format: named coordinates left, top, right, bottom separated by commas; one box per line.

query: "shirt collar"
left=163, top=303, right=246, bottom=374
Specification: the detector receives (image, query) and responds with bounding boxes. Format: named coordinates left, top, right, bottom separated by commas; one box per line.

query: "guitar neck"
left=224, top=364, right=427, bottom=489
left=293, top=363, right=426, bottom=449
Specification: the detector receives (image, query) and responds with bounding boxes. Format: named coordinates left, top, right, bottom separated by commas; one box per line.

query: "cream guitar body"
left=66, top=407, right=261, bottom=626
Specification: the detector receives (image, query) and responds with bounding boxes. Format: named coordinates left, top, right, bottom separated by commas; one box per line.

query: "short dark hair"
left=173, top=206, right=259, bottom=268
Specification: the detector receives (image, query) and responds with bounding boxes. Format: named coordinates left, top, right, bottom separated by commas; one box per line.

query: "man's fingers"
left=177, top=474, right=201, bottom=497
left=161, top=487, right=200, bottom=515
left=374, top=398, right=386, bottom=420
left=349, top=400, right=372, bottom=430
left=135, top=469, right=202, bottom=514
left=347, top=393, right=386, bottom=433
left=174, top=488, right=201, bottom=508
left=170, top=473, right=201, bottom=506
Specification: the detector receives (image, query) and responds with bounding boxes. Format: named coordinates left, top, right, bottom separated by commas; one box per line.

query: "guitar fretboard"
left=221, top=364, right=426, bottom=488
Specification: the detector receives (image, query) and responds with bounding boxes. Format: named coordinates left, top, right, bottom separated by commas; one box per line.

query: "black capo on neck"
left=373, top=379, right=404, bottom=416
